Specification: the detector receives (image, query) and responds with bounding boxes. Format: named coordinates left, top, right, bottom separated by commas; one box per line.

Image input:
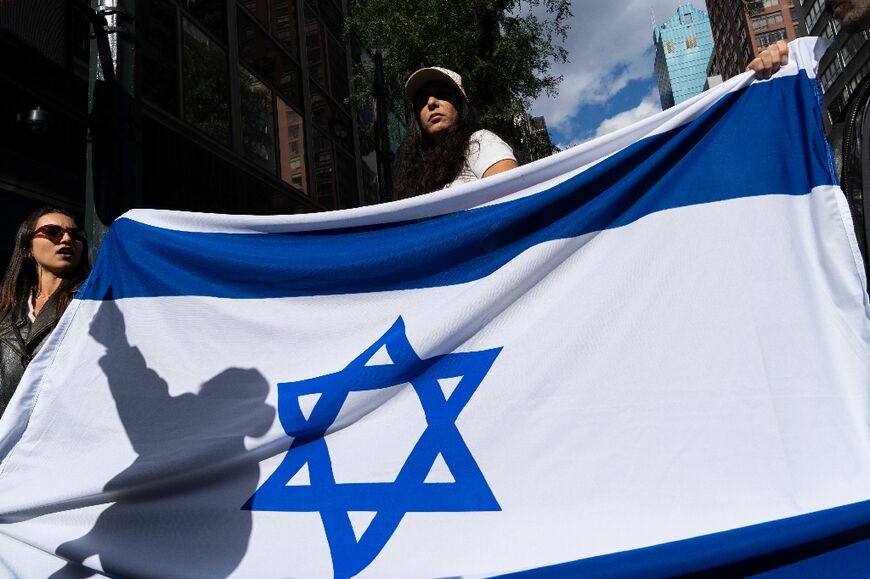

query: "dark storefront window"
left=277, top=97, right=307, bottom=193
left=182, top=19, right=231, bottom=144
left=240, top=67, right=277, bottom=172
left=142, top=0, right=179, bottom=114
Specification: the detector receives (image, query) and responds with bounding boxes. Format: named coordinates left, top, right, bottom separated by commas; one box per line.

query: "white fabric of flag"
left=1, top=38, right=870, bottom=578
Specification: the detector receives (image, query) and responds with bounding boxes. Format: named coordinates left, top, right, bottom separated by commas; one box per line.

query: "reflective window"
left=277, top=97, right=307, bottom=193
left=142, top=0, right=179, bottom=114
left=313, top=131, right=337, bottom=208
left=182, top=19, right=230, bottom=144
left=271, top=0, right=301, bottom=59
left=238, top=10, right=303, bottom=108
left=182, top=0, right=226, bottom=42
left=240, top=67, right=276, bottom=172
left=305, top=5, right=327, bottom=86
left=328, top=34, right=349, bottom=104
left=311, top=87, right=353, bottom=151
left=239, top=0, right=269, bottom=27
left=307, top=0, right=343, bottom=38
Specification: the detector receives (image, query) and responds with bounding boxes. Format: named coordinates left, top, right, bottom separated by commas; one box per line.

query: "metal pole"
left=85, top=1, right=108, bottom=261
left=373, top=52, right=392, bottom=201
left=85, top=0, right=138, bottom=259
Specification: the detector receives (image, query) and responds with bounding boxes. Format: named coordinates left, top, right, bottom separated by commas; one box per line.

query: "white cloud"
left=528, top=0, right=707, bottom=133
left=593, top=88, right=662, bottom=138
left=553, top=87, right=662, bottom=150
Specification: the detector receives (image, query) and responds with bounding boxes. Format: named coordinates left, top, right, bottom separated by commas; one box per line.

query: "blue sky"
left=529, top=0, right=708, bottom=149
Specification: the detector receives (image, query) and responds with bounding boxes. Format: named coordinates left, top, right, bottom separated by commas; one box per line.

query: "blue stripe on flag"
left=500, top=499, right=870, bottom=578
left=79, top=72, right=833, bottom=300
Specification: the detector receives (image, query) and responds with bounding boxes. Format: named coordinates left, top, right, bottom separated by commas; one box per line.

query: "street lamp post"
left=373, top=52, right=393, bottom=201
left=85, top=0, right=140, bottom=261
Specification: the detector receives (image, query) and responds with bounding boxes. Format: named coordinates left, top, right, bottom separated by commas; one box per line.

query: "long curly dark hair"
left=392, top=88, right=482, bottom=199
left=0, top=206, right=91, bottom=323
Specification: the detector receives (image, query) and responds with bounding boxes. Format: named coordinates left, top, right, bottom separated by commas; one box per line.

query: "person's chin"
left=48, top=259, right=80, bottom=275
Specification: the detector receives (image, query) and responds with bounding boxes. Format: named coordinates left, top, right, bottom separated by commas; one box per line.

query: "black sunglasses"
left=32, top=224, right=86, bottom=244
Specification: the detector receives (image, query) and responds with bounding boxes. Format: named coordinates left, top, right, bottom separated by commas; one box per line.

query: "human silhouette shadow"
left=50, top=301, right=274, bottom=578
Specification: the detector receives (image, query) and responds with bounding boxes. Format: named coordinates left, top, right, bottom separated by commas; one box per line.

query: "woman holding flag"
left=394, top=67, right=518, bottom=198
left=0, top=207, right=90, bottom=417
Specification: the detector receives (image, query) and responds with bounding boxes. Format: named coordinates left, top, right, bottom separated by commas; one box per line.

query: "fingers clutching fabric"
left=747, top=40, right=790, bottom=80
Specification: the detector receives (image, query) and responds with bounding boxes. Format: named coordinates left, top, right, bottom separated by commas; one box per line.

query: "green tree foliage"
left=345, top=0, right=571, bottom=154
left=745, top=1, right=764, bottom=16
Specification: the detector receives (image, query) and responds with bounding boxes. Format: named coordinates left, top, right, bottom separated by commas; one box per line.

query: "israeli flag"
left=2, top=38, right=870, bottom=578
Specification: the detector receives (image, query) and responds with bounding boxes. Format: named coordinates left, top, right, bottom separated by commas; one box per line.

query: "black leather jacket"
left=830, top=74, right=870, bottom=277
left=0, top=289, right=70, bottom=418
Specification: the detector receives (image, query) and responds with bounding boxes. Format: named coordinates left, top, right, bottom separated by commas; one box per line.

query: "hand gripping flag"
left=2, top=38, right=870, bottom=578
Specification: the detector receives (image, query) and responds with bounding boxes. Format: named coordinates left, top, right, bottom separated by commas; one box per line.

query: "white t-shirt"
left=445, top=130, right=516, bottom=188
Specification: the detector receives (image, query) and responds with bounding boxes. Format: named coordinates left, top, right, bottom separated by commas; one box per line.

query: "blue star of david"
left=244, top=317, right=502, bottom=578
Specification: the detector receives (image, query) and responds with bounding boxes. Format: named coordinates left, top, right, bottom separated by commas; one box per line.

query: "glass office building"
left=654, top=4, right=715, bottom=109
left=0, top=0, right=381, bottom=266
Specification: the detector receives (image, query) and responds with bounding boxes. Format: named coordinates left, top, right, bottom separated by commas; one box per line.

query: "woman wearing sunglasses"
left=0, top=207, right=90, bottom=417
left=393, top=67, right=518, bottom=198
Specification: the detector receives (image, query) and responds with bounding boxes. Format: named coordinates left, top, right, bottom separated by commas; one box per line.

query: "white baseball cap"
left=404, top=67, right=468, bottom=101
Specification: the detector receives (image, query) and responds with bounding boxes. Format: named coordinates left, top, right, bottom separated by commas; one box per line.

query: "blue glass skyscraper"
left=654, top=4, right=715, bottom=109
